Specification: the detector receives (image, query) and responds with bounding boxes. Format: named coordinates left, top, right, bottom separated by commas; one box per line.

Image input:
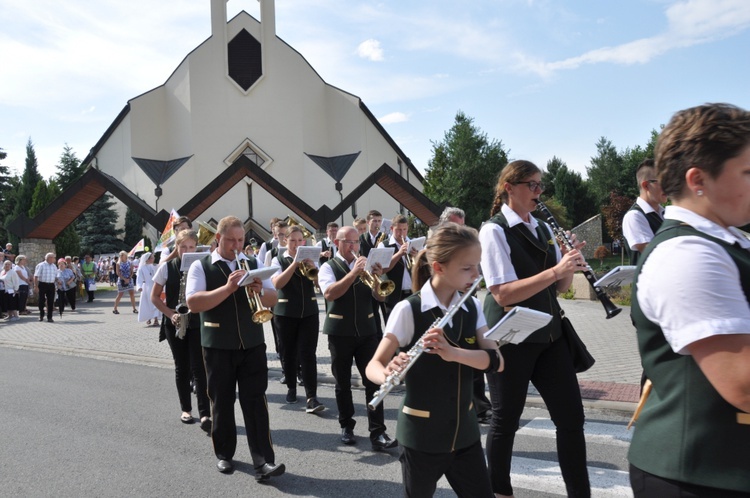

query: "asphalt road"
left=1, top=347, right=633, bottom=497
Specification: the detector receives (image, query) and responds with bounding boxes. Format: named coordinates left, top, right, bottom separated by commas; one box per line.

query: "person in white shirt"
left=622, top=159, right=667, bottom=264
left=316, top=222, right=339, bottom=267
left=628, top=102, right=750, bottom=496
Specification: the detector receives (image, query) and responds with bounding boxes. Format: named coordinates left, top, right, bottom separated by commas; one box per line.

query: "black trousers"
left=164, top=322, right=210, bottom=418
left=273, top=314, right=319, bottom=399
left=327, top=333, right=386, bottom=440
left=400, top=440, right=493, bottom=498
left=473, top=370, right=492, bottom=417
left=630, top=464, right=750, bottom=498
left=37, top=282, right=56, bottom=319
left=203, top=344, right=275, bottom=467
left=18, top=285, right=29, bottom=312
left=57, top=288, right=76, bottom=313
left=486, top=336, right=590, bottom=498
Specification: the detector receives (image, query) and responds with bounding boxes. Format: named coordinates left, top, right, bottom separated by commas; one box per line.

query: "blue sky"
left=2, top=0, right=750, bottom=183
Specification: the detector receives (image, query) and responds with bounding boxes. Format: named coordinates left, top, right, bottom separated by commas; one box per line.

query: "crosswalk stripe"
left=518, top=417, right=632, bottom=447
left=511, top=457, right=633, bottom=497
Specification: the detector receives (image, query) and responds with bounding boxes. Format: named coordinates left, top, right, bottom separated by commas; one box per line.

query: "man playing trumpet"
left=317, top=226, right=397, bottom=451
left=186, top=216, right=285, bottom=481
left=379, top=214, right=419, bottom=322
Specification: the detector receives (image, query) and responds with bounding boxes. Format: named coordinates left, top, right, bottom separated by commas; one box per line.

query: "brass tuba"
left=284, top=215, right=313, bottom=240
left=196, top=220, right=217, bottom=246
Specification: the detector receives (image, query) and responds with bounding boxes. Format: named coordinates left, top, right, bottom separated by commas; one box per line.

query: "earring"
left=696, top=190, right=704, bottom=196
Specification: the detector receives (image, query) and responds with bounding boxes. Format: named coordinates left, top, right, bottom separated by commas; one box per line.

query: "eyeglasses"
left=513, top=181, right=545, bottom=192
left=337, top=239, right=360, bottom=245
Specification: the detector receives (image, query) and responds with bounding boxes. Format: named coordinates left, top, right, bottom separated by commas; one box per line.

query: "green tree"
left=29, top=179, right=60, bottom=217
left=551, top=164, right=597, bottom=227
left=124, top=206, right=144, bottom=247
left=423, top=111, right=509, bottom=227
left=586, top=137, right=623, bottom=206
left=0, top=147, right=19, bottom=244
left=77, top=194, right=124, bottom=255
left=543, top=156, right=567, bottom=199
left=55, top=144, right=85, bottom=190
left=52, top=146, right=83, bottom=256
left=11, top=138, right=44, bottom=223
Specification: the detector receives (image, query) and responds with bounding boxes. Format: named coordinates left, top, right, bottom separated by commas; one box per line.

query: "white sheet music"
left=180, top=252, right=208, bottom=272
left=407, top=236, right=426, bottom=254
left=484, top=307, right=552, bottom=345
left=238, top=266, right=277, bottom=287
left=593, top=265, right=637, bottom=288
left=365, top=247, right=395, bottom=272
left=294, top=246, right=321, bottom=263
left=380, top=219, right=392, bottom=235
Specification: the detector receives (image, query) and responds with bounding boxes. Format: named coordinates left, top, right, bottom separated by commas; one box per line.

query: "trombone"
left=233, top=250, right=274, bottom=324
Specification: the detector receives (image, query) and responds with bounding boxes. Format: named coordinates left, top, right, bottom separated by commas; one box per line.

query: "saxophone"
left=174, top=271, right=190, bottom=339
left=368, top=275, right=484, bottom=410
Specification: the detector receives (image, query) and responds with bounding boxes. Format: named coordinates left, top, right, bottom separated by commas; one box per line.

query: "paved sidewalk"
left=0, top=287, right=641, bottom=411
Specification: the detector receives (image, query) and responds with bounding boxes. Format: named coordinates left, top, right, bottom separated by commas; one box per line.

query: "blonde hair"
left=217, top=216, right=244, bottom=235
left=412, top=222, right=479, bottom=291
left=175, top=229, right=199, bottom=245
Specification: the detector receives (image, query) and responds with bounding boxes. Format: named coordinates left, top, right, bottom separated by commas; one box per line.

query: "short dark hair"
left=366, top=210, right=382, bottom=220
left=326, top=222, right=339, bottom=230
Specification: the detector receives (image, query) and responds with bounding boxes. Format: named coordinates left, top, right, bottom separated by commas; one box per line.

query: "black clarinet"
left=535, top=199, right=622, bottom=319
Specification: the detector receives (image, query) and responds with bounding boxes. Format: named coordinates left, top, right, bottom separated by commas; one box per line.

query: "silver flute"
left=368, top=275, right=484, bottom=410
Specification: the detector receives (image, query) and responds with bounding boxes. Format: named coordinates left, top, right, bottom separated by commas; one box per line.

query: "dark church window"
left=228, top=29, right=262, bottom=91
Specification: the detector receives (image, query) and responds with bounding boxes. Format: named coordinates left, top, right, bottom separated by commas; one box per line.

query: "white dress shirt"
left=378, top=235, right=412, bottom=292
left=637, top=205, right=750, bottom=355
left=186, top=251, right=274, bottom=298
left=385, top=279, right=487, bottom=347
left=622, top=197, right=665, bottom=249
left=317, top=253, right=353, bottom=295
left=479, top=203, right=562, bottom=287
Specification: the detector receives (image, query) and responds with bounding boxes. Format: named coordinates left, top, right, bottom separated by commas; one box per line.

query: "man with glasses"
left=317, top=226, right=397, bottom=452
left=623, top=159, right=667, bottom=264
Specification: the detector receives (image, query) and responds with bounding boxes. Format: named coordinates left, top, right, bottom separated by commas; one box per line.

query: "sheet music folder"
left=238, top=266, right=277, bottom=287
left=593, top=265, right=637, bottom=288
left=484, top=307, right=553, bottom=345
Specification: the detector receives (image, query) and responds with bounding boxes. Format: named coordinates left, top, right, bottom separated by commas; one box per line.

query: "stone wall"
left=571, top=214, right=602, bottom=260
left=18, top=238, right=56, bottom=306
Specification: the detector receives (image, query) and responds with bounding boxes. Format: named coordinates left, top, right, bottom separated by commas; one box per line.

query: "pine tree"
left=424, top=111, right=509, bottom=227
left=55, top=144, right=85, bottom=191
left=124, top=207, right=144, bottom=247
left=78, top=194, right=124, bottom=255
left=12, top=138, right=43, bottom=222
left=53, top=144, right=82, bottom=256
left=0, top=147, right=19, bottom=244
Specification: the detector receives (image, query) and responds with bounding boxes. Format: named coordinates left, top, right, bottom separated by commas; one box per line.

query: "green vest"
left=624, top=203, right=663, bottom=264
left=629, top=220, right=750, bottom=492
left=81, top=261, right=96, bottom=279
left=321, top=258, right=376, bottom=337
left=198, top=256, right=265, bottom=350
left=395, top=292, right=481, bottom=453
left=273, top=255, right=319, bottom=318
left=482, top=213, right=562, bottom=343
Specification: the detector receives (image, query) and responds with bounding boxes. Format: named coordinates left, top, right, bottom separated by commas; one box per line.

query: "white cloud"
left=515, top=0, right=750, bottom=76
left=356, top=39, right=384, bottom=61
left=379, top=112, right=409, bottom=124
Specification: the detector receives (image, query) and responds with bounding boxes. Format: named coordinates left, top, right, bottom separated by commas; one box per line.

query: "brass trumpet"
left=233, top=250, right=274, bottom=324
left=359, top=269, right=395, bottom=297
left=298, top=261, right=318, bottom=280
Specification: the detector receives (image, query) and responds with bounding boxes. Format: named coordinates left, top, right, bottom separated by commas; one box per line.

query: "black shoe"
left=279, top=375, right=286, bottom=384
left=39, top=315, right=44, bottom=322
left=341, top=427, right=356, bottom=445
left=371, top=433, right=398, bottom=451
left=477, top=412, right=492, bottom=425
left=255, top=462, right=285, bottom=481
left=200, top=417, right=211, bottom=433
left=305, top=397, right=324, bottom=414
left=286, top=389, right=297, bottom=404
left=47, top=318, right=54, bottom=323
left=216, top=459, right=234, bottom=473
